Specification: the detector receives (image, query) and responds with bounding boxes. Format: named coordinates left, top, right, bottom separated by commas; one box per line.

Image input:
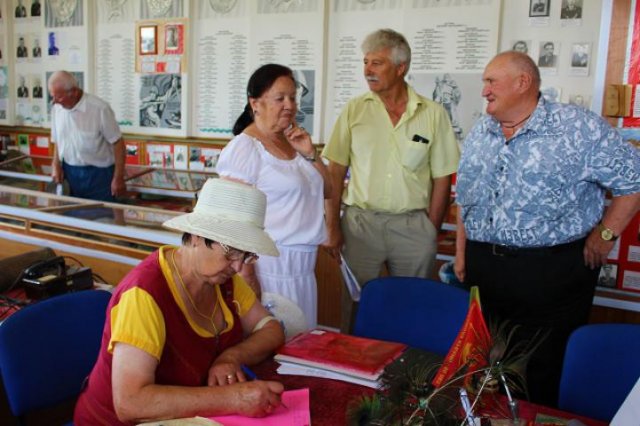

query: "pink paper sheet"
left=209, top=388, right=310, bottom=426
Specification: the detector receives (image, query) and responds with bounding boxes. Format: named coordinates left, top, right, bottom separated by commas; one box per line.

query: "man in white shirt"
left=48, top=71, right=125, bottom=201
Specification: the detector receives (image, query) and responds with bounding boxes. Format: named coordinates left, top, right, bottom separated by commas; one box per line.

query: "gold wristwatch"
left=598, top=223, right=618, bottom=241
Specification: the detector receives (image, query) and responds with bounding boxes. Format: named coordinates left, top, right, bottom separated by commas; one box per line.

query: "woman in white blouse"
left=217, top=64, right=331, bottom=328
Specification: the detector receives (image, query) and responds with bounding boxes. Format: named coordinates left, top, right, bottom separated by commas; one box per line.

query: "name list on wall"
left=324, top=0, right=500, bottom=140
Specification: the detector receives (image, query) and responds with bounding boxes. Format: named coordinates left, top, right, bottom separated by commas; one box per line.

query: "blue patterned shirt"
left=457, top=98, right=640, bottom=247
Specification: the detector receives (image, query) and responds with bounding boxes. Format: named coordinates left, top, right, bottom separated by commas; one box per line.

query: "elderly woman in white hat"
left=74, top=179, right=286, bottom=425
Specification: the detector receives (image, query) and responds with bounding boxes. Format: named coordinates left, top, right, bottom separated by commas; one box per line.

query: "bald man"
left=48, top=71, right=125, bottom=201
left=455, top=52, right=640, bottom=406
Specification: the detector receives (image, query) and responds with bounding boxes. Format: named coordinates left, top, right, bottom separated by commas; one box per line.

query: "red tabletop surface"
left=254, top=359, right=608, bottom=426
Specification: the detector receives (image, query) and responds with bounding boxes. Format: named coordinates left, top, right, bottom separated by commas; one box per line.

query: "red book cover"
left=275, top=329, right=406, bottom=380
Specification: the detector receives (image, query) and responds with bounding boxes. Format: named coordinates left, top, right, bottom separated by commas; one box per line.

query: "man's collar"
left=69, top=90, right=86, bottom=112
left=364, top=83, right=422, bottom=107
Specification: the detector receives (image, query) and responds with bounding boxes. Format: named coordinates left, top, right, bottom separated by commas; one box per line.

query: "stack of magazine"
left=274, top=329, right=407, bottom=388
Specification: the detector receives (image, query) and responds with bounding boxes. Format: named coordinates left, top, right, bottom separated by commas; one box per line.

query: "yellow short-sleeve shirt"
left=322, top=85, right=460, bottom=213
left=108, top=246, right=256, bottom=360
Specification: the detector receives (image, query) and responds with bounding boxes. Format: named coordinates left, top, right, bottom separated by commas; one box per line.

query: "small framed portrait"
left=529, top=0, right=550, bottom=17
left=139, top=25, right=157, bottom=55
left=165, top=25, right=179, bottom=50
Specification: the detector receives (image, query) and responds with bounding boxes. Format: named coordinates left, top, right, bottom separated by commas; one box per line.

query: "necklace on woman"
left=170, top=250, right=220, bottom=336
left=501, top=114, right=531, bottom=129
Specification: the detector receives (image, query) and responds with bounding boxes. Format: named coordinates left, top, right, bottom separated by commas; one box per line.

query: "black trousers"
left=465, top=239, right=598, bottom=407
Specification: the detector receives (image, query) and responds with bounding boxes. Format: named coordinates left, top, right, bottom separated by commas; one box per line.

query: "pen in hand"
left=240, top=364, right=257, bottom=381
left=241, top=364, right=289, bottom=410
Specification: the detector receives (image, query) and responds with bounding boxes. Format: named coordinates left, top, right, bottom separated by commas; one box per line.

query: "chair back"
left=558, top=323, right=640, bottom=422
left=0, top=290, right=111, bottom=419
left=353, top=277, right=469, bottom=355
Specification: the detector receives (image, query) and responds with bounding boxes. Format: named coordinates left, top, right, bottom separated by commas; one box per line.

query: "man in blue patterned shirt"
left=455, top=51, right=640, bottom=406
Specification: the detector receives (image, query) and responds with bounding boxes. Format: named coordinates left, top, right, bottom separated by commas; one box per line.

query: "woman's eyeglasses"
left=217, top=242, right=259, bottom=265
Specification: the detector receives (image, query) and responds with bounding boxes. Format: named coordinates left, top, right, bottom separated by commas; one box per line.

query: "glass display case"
left=124, top=165, right=217, bottom=199
left=0, top=153, right=217, bottom=210
left=0, top=184, right=182, bottom=257
left=0, top=153, right=55, bottom=192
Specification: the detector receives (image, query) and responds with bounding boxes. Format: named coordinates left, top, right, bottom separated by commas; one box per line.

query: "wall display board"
left=96, top=0, right=188, bottom=137
left=0, top=0, right=612, bottom=144
left=12, top=0, right=89, bottom=128
left=192, top=0, right=325, bottom=140
left=0, top=1, right=8, bottom=124
left=500, top=0, right=604, bottom=111
left=324, top=0, right=501, bottom=143
left=623, top=0, right=640, bottom=127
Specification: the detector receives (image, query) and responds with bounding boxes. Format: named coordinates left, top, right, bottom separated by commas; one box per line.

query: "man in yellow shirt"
left=322, top=28, right=459, bottom=333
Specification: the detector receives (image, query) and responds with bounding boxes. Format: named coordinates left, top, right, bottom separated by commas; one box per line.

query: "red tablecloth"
left=255, top=359, right=608, bottom=426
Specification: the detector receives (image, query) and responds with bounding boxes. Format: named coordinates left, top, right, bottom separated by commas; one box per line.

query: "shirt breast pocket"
left=400, top=139, right=430, bottom=173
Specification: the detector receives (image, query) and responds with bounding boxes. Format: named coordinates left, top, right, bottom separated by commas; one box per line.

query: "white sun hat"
left=163, top=179, right=279, bottom=257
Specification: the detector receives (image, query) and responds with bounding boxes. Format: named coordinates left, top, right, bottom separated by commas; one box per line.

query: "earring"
left=253, top=109, right=258, bottom=116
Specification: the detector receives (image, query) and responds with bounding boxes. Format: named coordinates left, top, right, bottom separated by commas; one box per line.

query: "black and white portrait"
left=538, top=41, right=558, bottom=68
left=571, top=43, right=589, bottom=67
left=511, top=40, right=529, bottom=54
left=17, top=75, right=29, bottom=98
left=15, top=0, right=27, bottom=18
left=529, top=0, right=549, bottom=17
left=561, top=0, right=582, bottom=19
left=32, top=38, right=42, bottom=58
left=165, top=25, right=179, bottom=50
left=31, top=0, right=41, bottom=17
left=16, top=36, right=28, bottom=58
left=32, top=77, right=43, bottom=98
left=597, top=264, right=617, bottom=288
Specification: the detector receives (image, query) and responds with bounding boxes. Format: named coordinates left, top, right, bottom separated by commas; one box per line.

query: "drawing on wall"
left=141, top=0, right=183, bottom=19
left=208, top=0, right=237, bottom=13
left=48, top=31, right=60, bottom=55
left=46, top=0, right=83, bottom=27
left=293, top=70, right=315, bottom=134
left=432, top=73, right=462, bottom=139
left=407, top=73, right=483, bottom=143
left=99, top=0, right=133, bottom=23
left=259, top=0, right=305, bottom=13
left=529, top=0, right=549, bottom=17
left=560, top=0, right=582, bottom=20
left=139, top=74, right=182, bottom=129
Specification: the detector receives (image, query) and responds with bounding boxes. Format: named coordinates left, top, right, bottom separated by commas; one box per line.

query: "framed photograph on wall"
left=529, top=0, right=550, bottom=17
left=139, top=25, right=157, bottom=55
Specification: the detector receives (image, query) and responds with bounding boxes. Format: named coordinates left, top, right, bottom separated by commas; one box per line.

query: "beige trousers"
left=340, top=206, right=438, bottom=333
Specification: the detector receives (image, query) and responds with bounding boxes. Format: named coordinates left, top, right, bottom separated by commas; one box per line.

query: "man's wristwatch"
left=597, top=223, right=618, bottom=241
